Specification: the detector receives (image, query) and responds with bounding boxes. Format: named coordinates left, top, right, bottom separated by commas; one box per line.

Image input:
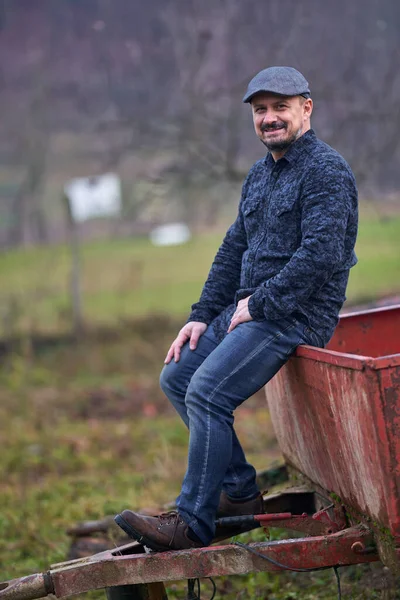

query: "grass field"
left=0, top=212, right=399, bottom=335
left=1, top=211, right=400, bottom=598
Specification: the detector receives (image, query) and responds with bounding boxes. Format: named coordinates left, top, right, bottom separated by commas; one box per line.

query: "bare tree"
left=1, top=0, right=400, bottom=246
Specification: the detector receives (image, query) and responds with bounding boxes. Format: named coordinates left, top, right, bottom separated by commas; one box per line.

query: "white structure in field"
left=149, top=223, right=191, bottom=246
left=65, top=173, right=122, bottom=223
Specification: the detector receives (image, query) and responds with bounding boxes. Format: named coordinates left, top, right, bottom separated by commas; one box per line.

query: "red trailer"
left=1, top=305, right=399, bottom=599
left=265, top=304, right=400, bottom=571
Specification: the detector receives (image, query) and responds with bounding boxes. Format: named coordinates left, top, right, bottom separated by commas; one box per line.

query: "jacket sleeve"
left=248, top=162, right=357, bottom=321
left=187, top=177, right=250, bottom=324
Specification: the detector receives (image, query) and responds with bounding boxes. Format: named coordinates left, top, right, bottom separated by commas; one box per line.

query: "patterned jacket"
left=188, top=129, right=358, bottom=345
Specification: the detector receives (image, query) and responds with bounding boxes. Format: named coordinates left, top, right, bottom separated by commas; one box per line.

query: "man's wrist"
left=186, top=311, right=213, bottom=326
left=247, top=291, right=265, bottom=321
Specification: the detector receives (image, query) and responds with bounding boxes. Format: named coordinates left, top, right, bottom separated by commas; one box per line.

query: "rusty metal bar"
left=0, top=573, right=53, bottom=600
left=0, top=527, right=386, bottom=600
left=51, top=528, right=380, bottom=598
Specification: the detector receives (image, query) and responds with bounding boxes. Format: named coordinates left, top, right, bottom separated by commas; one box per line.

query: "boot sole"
left=114, top=514, right=171, bottom=552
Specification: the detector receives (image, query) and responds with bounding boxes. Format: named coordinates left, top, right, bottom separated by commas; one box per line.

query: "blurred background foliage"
left=0, top=0, right=399, bottom=245
left=0, top=0, right=399, bottom=336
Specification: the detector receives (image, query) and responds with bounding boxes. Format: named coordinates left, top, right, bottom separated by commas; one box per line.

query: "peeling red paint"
left=266, top=306, right=400, bottom=546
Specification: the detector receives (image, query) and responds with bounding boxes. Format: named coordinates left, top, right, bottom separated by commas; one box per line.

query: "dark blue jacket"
left=188, top=129, right=358, bottom=345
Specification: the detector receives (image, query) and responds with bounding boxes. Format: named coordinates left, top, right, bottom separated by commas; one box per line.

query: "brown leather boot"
left=214, top=492, right=265, bottom=540
left=115, top=510, right=204, bottom=552
left=217, top=491, right=265, bottom=518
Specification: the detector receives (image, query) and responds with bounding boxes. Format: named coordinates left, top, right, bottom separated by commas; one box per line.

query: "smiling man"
left=115, top=66, right=358, bottom=551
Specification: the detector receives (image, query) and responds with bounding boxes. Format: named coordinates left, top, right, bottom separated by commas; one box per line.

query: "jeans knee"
left=159, top=364, right=173, bottom=396
left=186, top=369, right=232, bottom=420
left=160, top=362, right=190, bottom=400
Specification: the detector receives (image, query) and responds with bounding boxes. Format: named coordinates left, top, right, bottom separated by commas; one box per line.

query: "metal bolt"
left=351, top=541, right=365, bottom=553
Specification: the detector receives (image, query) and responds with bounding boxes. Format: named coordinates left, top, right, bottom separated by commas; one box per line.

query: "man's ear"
left=304, top=98, right=313, bottom=119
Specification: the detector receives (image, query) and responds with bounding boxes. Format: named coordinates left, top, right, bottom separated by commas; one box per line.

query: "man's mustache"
left=261, top=122, right=287, bottom=132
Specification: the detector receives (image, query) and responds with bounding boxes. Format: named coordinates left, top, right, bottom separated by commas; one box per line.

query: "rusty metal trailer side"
left=265, top=305, right=400, bottom=568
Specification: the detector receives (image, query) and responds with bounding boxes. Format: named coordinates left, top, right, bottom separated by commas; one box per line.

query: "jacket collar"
left=264, top=129, right=316, bottom=166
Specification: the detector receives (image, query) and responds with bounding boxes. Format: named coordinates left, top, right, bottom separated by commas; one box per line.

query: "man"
left=115, top=66, right=358, bottom=551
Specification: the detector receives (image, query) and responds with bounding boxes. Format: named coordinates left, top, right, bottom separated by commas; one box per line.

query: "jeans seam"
left=193, top=394, right=211, bottom=515
left=191, top=320, right=296, bottom=517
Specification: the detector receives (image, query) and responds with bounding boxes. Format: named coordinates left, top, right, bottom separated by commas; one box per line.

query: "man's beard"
left=261, top=124, right=302, bottom=152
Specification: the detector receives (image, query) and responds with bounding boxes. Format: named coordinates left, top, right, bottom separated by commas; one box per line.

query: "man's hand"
left=164, top=321, right=208, bottom=364
left=227, top=296, right=253, bottom=333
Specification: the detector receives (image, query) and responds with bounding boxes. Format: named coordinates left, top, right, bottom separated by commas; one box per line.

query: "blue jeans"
left=160, top=316, right=319, bottom=545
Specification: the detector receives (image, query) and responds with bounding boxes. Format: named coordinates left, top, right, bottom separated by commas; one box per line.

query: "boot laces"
left=158, top=510, right=185, bottom=546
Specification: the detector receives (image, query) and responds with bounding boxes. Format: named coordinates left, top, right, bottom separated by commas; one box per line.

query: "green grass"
left=0, top=212, right=399, bottom=336
left=346, top=216, right=400, bottom=302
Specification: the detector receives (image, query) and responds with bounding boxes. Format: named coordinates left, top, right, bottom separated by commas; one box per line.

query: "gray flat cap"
left=243, top=66, right=311, bottom=103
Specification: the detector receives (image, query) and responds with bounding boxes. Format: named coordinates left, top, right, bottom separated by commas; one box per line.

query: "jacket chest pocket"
left=242, top=199, right=263, bottom=241
left=267, top=196, right=301, bottom=253
left=268, top=196, right=299, bottom=232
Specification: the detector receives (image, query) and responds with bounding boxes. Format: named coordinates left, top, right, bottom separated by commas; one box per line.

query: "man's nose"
left=262, top=112, right=278, bottom=125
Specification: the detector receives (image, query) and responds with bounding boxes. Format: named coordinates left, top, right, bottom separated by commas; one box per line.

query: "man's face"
left=251, top=92, right=313, bottom=153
